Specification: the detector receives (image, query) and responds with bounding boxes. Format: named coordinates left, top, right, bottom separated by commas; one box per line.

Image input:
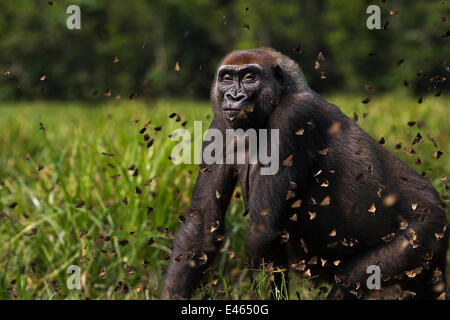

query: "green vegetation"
left=0, top=94, right=448, bottom=299
left=0, top=0, right=447, bottom=301
left=0, top=1, right=448, bottom=100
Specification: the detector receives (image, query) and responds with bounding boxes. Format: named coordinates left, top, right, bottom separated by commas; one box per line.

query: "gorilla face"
left=215, top=63, right=283, bottom=129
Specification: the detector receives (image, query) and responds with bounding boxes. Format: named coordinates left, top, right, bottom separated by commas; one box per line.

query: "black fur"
left=161, top=48, right=448, bottom=300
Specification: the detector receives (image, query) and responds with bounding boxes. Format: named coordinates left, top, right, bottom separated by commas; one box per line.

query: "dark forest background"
left=0, top=0, right=449, bottom=101
left=0, top=0, right=449, bottom=300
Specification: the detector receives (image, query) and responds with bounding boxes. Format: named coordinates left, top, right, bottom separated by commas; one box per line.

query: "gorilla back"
left=162, top=48, right=448, bottom=300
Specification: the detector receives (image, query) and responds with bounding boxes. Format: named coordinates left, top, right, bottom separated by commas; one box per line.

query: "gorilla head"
left=211, top=49, right=286, bottom=129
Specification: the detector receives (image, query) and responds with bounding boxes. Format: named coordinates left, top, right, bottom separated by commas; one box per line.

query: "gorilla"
left=161, top=48, right=448, bottom=300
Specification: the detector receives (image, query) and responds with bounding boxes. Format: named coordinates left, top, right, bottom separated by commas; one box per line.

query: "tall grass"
left=0, top=94, right=448, bottom=299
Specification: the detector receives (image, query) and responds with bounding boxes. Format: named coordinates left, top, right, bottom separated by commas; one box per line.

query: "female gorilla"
left=161, top=48, right=448, bottom=300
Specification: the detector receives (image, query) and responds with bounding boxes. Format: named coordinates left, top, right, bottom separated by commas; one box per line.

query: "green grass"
left=0, top=94, right=448, bottom=300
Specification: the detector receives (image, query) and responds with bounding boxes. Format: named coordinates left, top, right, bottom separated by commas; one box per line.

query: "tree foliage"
left=0, top=0, right=448, bottom=100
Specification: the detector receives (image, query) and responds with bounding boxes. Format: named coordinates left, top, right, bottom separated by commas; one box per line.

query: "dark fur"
left=161, top=48, right=448, bottom=300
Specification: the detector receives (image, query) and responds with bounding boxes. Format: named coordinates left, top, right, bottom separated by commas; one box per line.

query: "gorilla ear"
left=272, top=64, right=285, bottom=88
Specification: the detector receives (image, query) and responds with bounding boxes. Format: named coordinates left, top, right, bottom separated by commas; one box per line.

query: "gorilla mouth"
left=223, top=108, right=242, bottom=120
left=223, top=104, right=255, bottom=123
left=223, top=103, right=255, bottom=112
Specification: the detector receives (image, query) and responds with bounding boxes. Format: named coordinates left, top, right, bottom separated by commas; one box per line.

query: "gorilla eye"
left=221, top=73, right=233, bottom=83
left=243, top=73, right=257, bottom=83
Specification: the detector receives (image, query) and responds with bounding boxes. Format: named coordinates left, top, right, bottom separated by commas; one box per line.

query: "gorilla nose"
left=225, top=92, right=247, bottom=103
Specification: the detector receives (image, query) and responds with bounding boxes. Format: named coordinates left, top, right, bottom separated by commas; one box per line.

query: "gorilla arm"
left=161, top=159, right=236, bottom=299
